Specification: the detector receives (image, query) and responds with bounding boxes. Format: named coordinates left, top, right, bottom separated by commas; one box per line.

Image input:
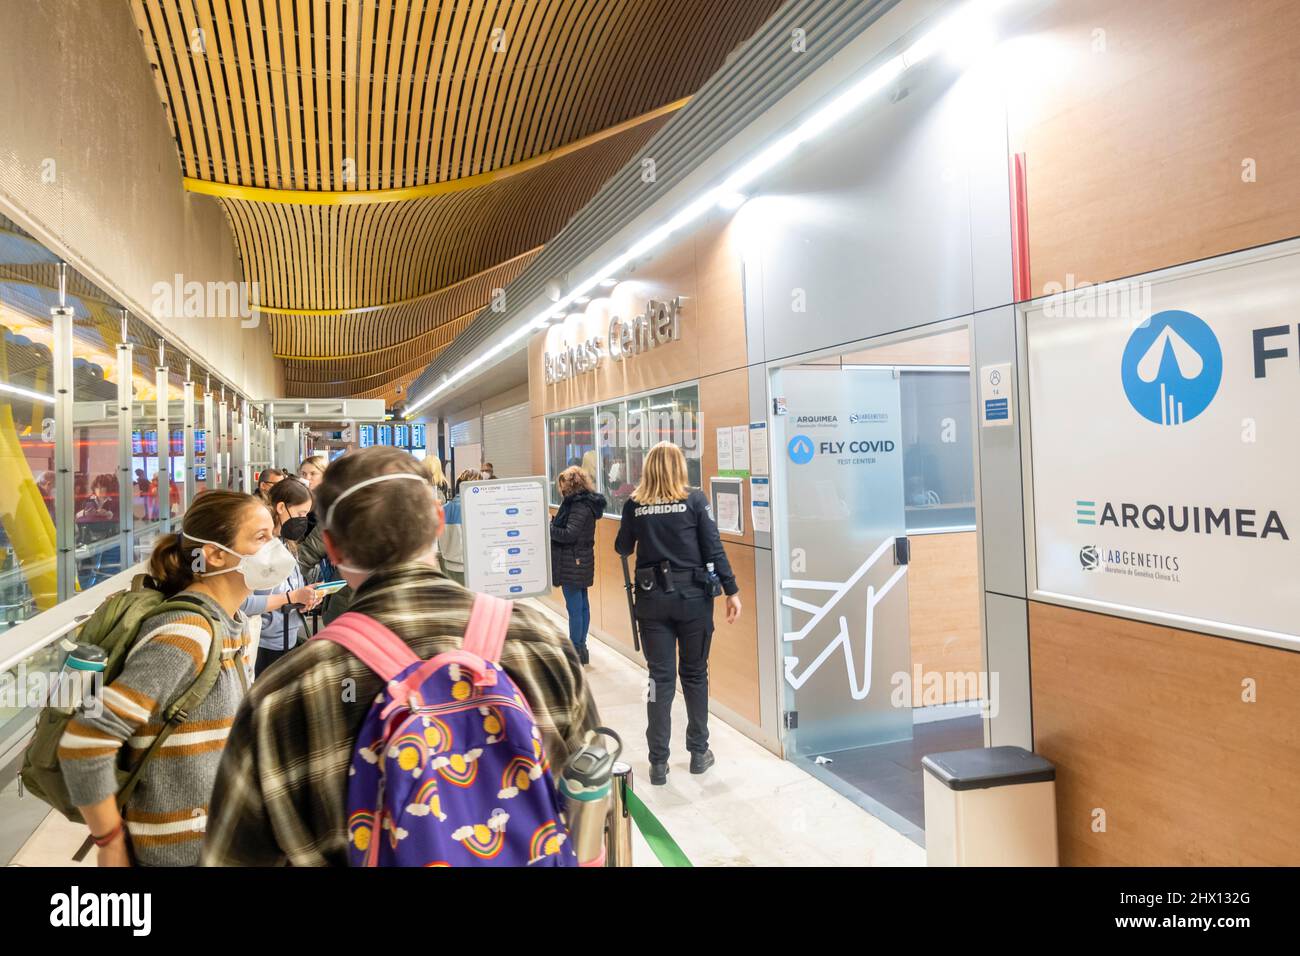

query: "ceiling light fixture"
left=404, top=0, right=1012, bottom=419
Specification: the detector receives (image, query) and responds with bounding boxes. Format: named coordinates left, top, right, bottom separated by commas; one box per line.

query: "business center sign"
left=1026, top=246, right=1300, bottom=644
left=543, top=296, right=682, bottom=384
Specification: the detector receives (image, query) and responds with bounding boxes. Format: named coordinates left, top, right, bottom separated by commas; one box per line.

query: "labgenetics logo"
left=1079, top=545, right=1100, bottom=570
left=787, top=434, right=815, bottom=465
left=849, top=412, right=889, bottom=424
left=1120, top=309, right=1222, bottom=426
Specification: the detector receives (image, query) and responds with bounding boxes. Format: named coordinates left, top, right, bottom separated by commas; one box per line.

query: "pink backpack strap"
left=312, top=611, right=419, bottom=682
left=462, top=593, right=513, bottom=664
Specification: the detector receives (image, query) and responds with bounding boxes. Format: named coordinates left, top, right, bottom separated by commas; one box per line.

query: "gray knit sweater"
left=58, top=591, right=250, bottom=866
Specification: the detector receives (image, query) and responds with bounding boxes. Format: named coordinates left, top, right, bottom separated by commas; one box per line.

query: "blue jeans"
left=561, top=585, right=590, bottom=652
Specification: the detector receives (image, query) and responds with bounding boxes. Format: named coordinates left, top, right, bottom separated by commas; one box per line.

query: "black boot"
left=690, top=750, right=715, bottom=775
left=649, top=761, right=669, bottom=786
left=578, top=644, right=590, bottom=666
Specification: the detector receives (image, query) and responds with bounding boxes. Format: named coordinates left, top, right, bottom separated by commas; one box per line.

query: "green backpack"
left=20, top=574, right=226, bottom=825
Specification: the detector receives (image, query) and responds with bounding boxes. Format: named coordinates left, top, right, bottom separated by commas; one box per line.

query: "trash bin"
left=921, top=746, right=1058, bottom=866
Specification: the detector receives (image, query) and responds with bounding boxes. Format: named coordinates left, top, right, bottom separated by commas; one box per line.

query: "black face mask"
left=280, top=515, right=310, bottom=541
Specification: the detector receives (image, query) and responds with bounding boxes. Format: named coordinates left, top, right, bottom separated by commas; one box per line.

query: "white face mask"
left=188, top=534, right=297, bottom=591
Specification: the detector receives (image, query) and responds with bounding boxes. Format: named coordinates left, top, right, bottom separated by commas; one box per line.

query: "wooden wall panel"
left=1029, top=601, right=1300, bottom=866
left=593, top=516, right=635, bottom=650
left=1010, top=0, right=1300, bottom=294
left=531, top=218, right=747, bottom=416
left=698, top=366, right=755, bottom=549
left=708, top=542, right=761, bottom=725
left=907, top=531, right=982, bottom=704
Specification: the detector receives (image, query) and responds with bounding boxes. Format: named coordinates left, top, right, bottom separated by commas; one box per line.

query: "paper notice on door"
left=731, top=425, right=750, bottom=474
left=750, top=477, right=770, bottom=533
left=749, top=422, right=769, bottom=476
left=716, top=427, right=733, bottom=472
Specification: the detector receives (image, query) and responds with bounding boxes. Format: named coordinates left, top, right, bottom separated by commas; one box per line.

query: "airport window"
left=0, top=281, right=58, bottom=630
left=548, top=383, right=701, bottom=515
left=545, top=408, right=596, bottom=506
left=899, top=370, right=976, bottom=531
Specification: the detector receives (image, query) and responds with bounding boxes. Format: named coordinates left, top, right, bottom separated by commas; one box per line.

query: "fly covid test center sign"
left=460, top=477, right=552, bottom=599
left=1026, top=244, right=1300, bottom=647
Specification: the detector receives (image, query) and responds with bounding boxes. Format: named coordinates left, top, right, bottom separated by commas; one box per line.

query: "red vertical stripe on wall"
left=1009, top=152, right=1031, bottom=302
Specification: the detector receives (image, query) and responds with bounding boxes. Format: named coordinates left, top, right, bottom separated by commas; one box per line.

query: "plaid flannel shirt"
left=199, top=562, right=600, bottom=866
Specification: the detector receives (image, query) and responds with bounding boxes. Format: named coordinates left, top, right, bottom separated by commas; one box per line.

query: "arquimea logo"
left=787, top=434, right=815, bottom=464
left=1120, top=309, right=1222, bottom=426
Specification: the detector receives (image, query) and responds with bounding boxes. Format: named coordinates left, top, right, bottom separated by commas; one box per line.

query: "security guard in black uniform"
left=614, top=441, right=742, bottom=785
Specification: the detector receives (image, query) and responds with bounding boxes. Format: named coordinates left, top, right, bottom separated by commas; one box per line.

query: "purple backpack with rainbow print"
left=317, top=595, right=576, bottom=867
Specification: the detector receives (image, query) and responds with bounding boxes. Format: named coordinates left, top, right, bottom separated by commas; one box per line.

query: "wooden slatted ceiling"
left=222, top=115, right=662, bottom=311
left=132, top=0, right=777, bottom=189
left=129, top=0, right=786, bottom=401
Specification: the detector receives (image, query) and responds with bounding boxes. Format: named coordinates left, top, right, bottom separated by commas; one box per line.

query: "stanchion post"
left=606, top=761, right=634, bottom=867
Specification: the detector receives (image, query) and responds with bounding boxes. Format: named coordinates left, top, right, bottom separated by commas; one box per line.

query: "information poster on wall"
left=749, top=421, right=770, bottom=476
left=750, top=476, right=770, bottom=533
left=731, top=425, right=750, bottom=475
left=1026, top=245, right=1300, bottom=646
left=460, top=476, right=553, bottom=598
left=715, top=427, right=733, bottom=471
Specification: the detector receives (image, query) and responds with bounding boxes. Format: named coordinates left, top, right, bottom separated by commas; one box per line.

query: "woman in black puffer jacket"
left=550, top=466, right=607, bottom=665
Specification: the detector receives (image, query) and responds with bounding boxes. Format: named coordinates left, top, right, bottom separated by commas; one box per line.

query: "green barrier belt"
left=625, top=789, right=693, bottom=868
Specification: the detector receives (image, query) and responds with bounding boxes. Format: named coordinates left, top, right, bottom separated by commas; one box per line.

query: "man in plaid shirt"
left=201, top=449, right=600, bottom=866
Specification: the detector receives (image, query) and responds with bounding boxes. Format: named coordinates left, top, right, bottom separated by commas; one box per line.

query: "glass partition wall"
left=0, top=217, right=233, bottom=631
left=546, top=383, right=702, bottom=511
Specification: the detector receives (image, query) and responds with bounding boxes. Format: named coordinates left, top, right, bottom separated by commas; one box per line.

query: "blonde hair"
left=632, top=442, right=690, bottom=505
left=299, top=455, right=327, bottom=475
left=422, top=455, right=449, bottom=491
left=557, top=465, right=594, bottom=498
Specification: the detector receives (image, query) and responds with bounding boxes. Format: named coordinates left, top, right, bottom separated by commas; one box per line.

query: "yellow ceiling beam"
left=184, top=97, right=689, bottom=206
left=258, top=246, right=541, bottom=319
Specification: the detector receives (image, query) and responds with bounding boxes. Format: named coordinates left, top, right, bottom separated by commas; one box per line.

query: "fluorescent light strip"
left=405, top=0, right=1011, bottom=419
left=0, top=381, right=55, bottom=404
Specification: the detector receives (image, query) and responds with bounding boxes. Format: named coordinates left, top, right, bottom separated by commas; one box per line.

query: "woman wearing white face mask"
left=59, top=490, right=277, bottom=867
left=241, top=478, right=323, bottom=677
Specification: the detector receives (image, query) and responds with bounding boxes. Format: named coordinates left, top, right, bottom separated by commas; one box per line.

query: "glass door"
left=773, top=366, right=912, bottom=756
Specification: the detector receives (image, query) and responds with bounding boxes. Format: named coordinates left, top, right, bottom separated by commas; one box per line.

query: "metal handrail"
left=0, top=615, right=89, bottom=676
left=0, top=562, right=145, bottom=676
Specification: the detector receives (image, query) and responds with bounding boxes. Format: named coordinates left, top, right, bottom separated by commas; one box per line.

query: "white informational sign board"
left=1026, top=243, right=1300, bottom=648
left=460, top=476, right=553, bottom=599
left=980, top=363, right=1013, bottom=427
left=749, top=421, right=770, bottom=476
left=730, top=425, right=750, bottom=473
left=715, top=427, right=733, bottom=471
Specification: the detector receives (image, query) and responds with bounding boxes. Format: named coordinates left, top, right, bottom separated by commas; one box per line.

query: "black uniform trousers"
left=635, top=584, right=714, bottom=764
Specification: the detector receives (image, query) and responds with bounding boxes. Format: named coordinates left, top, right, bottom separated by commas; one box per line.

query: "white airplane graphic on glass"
left=781, top=537, right=906, bottom=700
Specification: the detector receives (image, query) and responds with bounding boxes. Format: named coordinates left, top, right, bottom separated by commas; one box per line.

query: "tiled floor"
left=530, top=601, right=923, bottom=867
left=10, top=602, right=926, bottom=868
left=819, top=716, right=985, bottom=830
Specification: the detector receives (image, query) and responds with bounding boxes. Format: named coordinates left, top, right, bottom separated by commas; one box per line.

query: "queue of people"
left=49, top=438, right=737, bottom=866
